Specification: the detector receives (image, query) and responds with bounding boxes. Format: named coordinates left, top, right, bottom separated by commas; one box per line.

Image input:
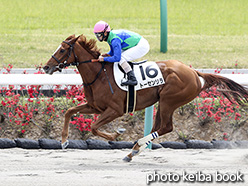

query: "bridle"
left=52, top=41, right=92, bottom=72
left=51, top=40, right=105, bottom=87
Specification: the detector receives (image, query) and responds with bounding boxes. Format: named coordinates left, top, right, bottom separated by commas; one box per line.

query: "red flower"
left=235, top=112, right=241, bottom=120
left=28, top=98, right=33, bottom=102
left=1, top=101, right=6, bottom=106
left=76, top=96, right=84, bottom=102
left=15, top=120, right=21, bottom=125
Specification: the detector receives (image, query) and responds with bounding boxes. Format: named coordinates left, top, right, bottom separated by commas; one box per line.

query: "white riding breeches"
left=119, top=37, right=150, bottom=65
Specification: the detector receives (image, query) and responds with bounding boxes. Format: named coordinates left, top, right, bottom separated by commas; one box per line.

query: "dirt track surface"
left=0, top=148, right=248, bottom=186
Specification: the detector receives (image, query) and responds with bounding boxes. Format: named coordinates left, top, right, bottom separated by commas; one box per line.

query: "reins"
left=52, top=39, right=109, bottom=89
left=82, top=62, right=105, bottom=87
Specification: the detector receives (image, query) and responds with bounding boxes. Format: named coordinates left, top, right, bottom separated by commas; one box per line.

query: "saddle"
left=114, top=60, right=165, bottom=113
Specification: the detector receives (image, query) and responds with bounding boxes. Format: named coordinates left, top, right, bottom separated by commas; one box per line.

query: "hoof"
left=131, top=150, right=140, bottom=156
left=116, top=128, right=126, bottom=134
left=61, top=140, right=69, bottom=149
left=123, top=156, right=132, bottom=162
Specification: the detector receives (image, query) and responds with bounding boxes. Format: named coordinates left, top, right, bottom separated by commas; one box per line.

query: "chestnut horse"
left=43, top=34, right=248, bottom=162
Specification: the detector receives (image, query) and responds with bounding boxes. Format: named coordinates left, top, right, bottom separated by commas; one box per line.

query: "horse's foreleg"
left=91, top=107, right=123, bottom=141
left=62, top=103, right=99, bottom=146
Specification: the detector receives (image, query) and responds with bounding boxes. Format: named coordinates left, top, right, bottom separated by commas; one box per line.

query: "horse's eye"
left=60, top=49, right=65, bottom=53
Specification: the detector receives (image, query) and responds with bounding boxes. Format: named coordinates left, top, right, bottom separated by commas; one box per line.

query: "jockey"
left=93, top=20, right=150, bottom=86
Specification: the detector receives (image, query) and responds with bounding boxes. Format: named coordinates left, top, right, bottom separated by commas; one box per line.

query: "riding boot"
left=121, top=70, right=138, bottom=86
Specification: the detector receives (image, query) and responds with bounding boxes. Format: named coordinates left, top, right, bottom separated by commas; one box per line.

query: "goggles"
left=95, top=32, right=104, bottom=41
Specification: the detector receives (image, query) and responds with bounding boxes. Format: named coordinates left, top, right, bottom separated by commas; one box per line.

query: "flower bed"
left=0, top=64, right=247, bottom=142
left=0, top=64, right=98, bottom=139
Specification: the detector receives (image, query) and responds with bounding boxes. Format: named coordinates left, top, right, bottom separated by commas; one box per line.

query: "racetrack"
left=0, top=148, right=247, bottom=186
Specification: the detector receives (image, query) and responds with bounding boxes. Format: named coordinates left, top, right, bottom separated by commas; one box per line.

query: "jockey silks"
left=104, top=30, right=142, bottom=63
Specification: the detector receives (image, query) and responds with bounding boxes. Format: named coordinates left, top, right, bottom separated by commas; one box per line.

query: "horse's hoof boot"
left=61, top=140, right=69, bottom=149
left=123, top=156, right=132, bottom=162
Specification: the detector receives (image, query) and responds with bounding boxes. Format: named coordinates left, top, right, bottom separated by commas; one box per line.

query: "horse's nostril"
left=43, top=66, right=49, bottom=71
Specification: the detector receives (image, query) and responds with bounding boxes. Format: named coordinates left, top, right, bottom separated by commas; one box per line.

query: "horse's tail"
left=195, top=71, right=248, bottom=105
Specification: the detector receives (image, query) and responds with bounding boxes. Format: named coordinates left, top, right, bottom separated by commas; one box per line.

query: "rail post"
left=144, top=105, right=154, bottom=149
left=160, top=0, right=168, bottom=53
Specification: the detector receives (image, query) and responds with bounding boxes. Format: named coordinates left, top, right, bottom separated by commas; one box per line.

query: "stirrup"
left=121, top=80, right=137, bottom=86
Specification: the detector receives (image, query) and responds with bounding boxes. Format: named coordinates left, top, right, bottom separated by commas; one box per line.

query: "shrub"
left=0, top=64, right=98, bottom=138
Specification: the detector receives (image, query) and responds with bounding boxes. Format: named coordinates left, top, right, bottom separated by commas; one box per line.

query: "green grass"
left=0, top=0, right=247, bottom=68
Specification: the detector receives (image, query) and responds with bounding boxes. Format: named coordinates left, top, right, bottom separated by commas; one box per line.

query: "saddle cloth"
left=113, top=61, right=165, bottom=91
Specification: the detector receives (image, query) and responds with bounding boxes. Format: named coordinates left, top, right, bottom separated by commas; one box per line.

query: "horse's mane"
left=77, top=34, right=101, bottom=58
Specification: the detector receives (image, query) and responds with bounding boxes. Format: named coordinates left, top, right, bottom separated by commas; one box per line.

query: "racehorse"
left=43, top=34, right=248, bottom=162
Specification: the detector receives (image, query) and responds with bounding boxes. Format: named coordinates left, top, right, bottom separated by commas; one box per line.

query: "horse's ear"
left=65, top=34, right=76, bottom=41
left=69, top=36, right=80, bottom=44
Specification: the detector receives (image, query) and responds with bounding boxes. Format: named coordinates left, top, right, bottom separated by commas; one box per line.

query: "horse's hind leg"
left=123, top=104, right=173, bottom=162
left=123, top=132, right=160, bottom=162
left=129, top=104, right=162, bottom=155
left=128, top=69, right=187, bottom=153
left=123, top=105, right=162, bottom=162
left=61, top=103, right=99, bottom=147
left=151, top=104, right=162, bottom=132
